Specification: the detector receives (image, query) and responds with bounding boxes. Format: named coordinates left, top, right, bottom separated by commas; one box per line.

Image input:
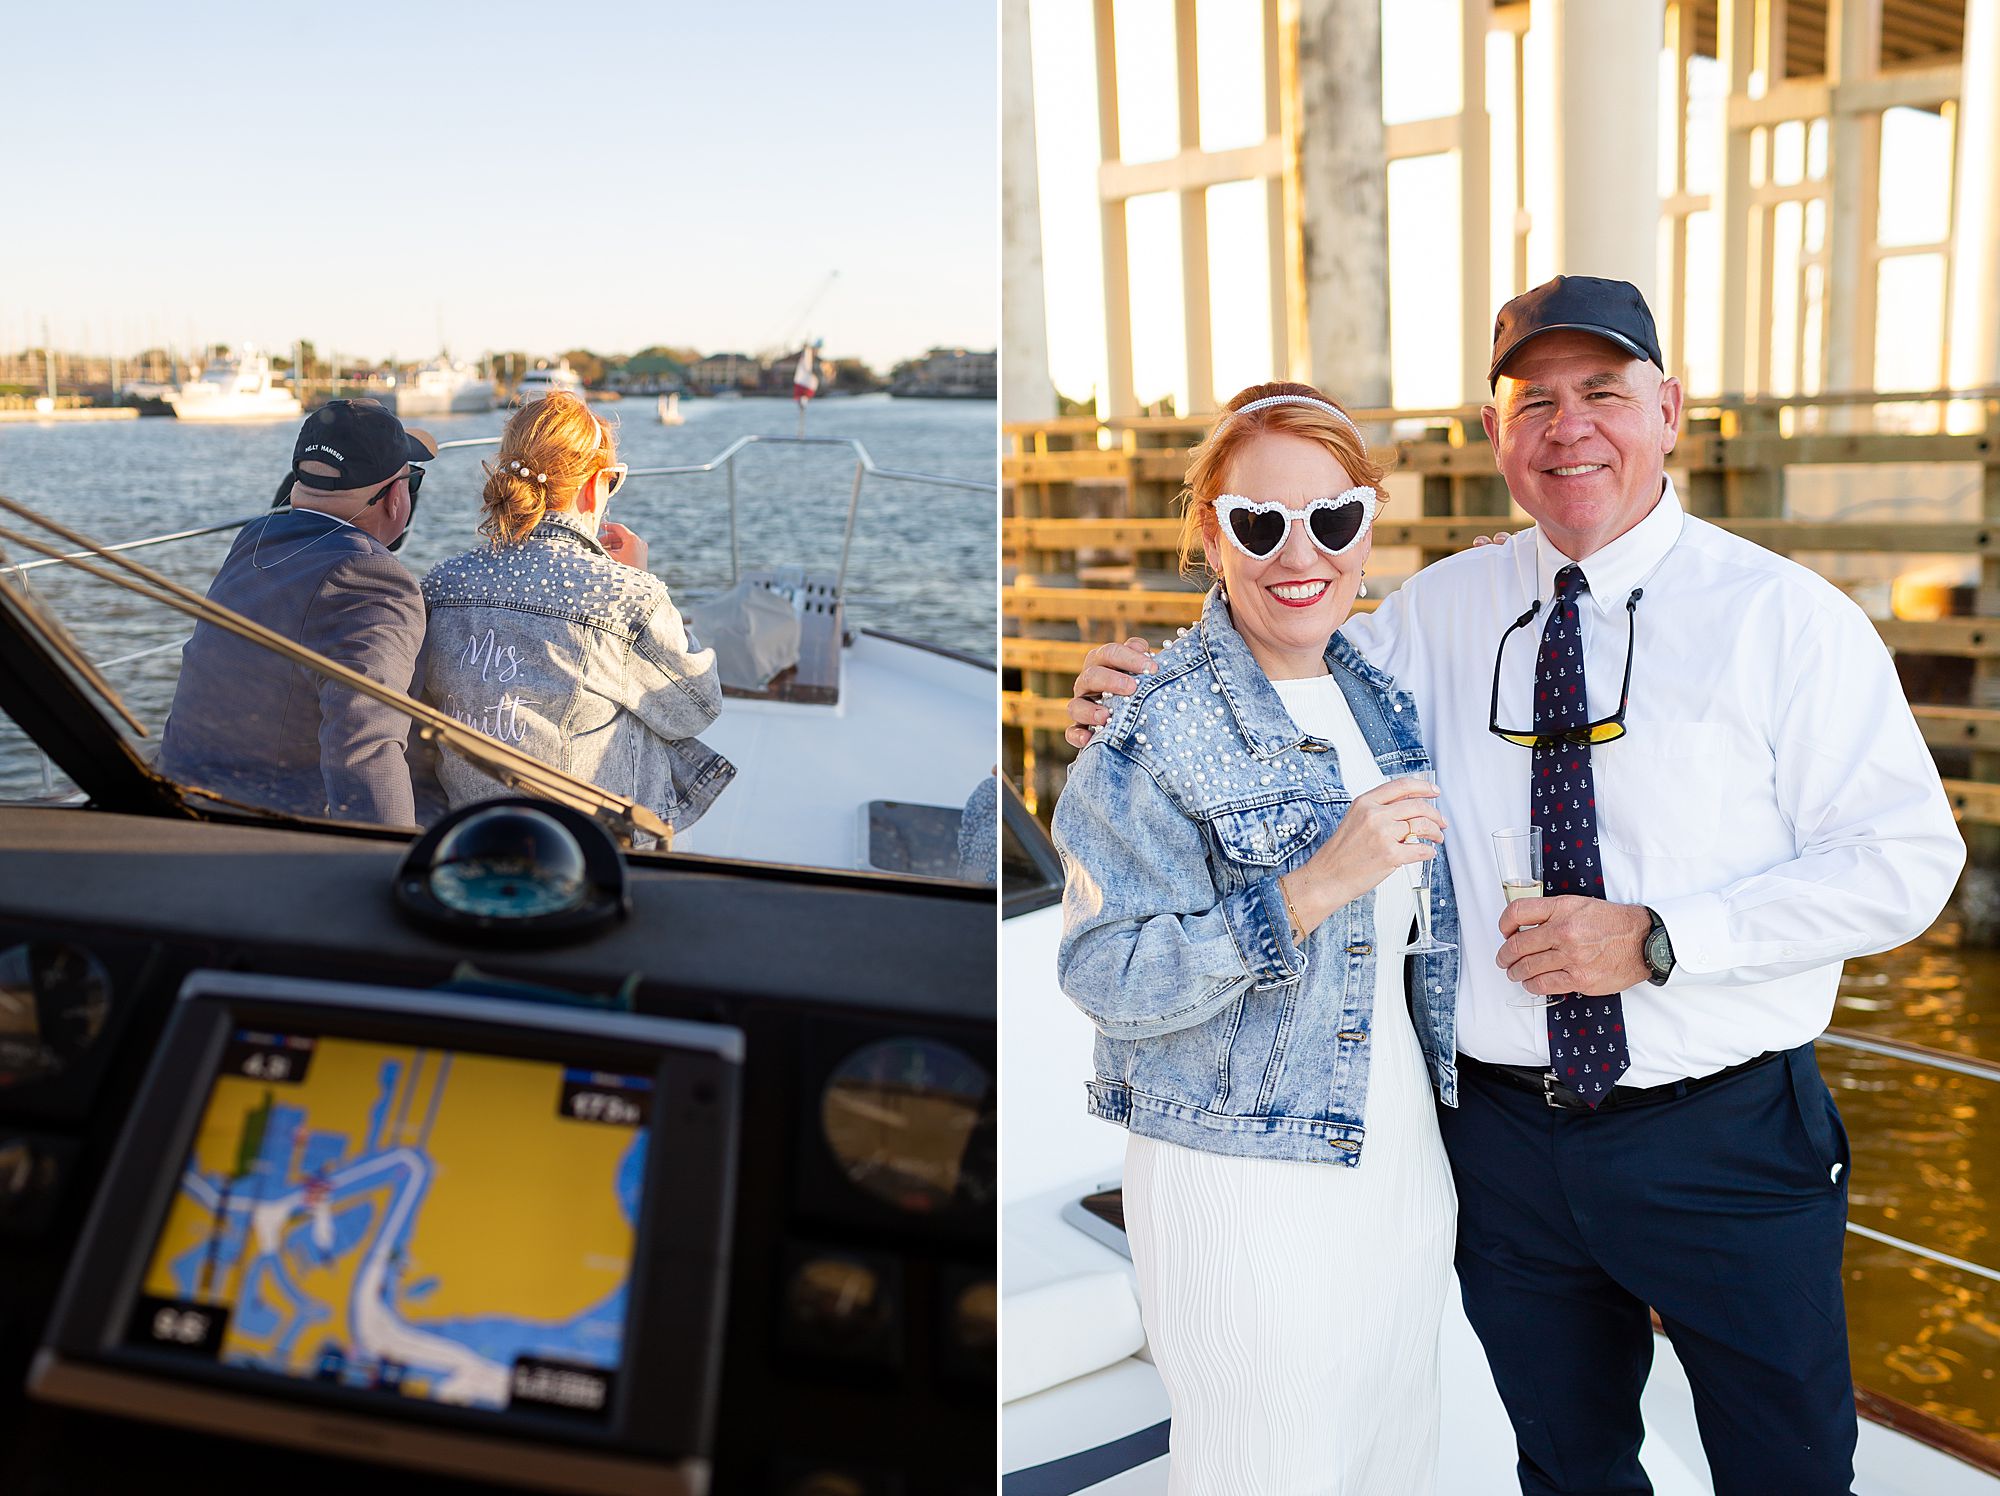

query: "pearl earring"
left=1359, top=570, right=1368, bottom=599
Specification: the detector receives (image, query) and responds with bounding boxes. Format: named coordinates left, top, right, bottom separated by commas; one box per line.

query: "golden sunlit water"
left=1833, top=923, right=2000, bottom=1444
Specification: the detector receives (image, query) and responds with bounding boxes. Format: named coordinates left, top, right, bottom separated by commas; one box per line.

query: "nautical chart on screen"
left=128, top=1030, right=650, bottom=1419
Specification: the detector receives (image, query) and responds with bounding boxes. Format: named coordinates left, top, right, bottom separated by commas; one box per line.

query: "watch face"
left=1646, top=927, right=1672, bottom=975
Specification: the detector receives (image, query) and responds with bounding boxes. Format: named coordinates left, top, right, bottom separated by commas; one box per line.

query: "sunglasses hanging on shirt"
left=1488, top=586, right=1643, bottom=749
left=1214, top=486, right=1377, bottom=560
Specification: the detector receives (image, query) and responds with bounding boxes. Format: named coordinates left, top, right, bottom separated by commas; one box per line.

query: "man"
left=1063, top=276, right=1965, bottom=1494
left=158, top=398, right=436, bottom=826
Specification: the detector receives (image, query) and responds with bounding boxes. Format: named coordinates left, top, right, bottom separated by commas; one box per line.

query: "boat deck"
left=1002, top=1171, right=2000, bottom=1495
left=670, top=629, right=993, bottom=874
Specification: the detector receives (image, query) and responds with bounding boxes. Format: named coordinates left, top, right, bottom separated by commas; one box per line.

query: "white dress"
left=1123, top=673, right=1458, bottom=1496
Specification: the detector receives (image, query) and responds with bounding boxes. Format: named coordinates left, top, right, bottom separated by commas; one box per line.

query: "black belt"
left=1458, top=1050, right=1783, bottom=1113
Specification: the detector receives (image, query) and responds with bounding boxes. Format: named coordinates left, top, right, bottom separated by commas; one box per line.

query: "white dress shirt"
left=1341, top=479, right=1965, bottom=1086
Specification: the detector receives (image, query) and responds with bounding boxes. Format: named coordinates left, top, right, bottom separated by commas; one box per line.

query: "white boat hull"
left=167, top=393, right=303, bottom=422
left=392, top=386, right=496, bottom=417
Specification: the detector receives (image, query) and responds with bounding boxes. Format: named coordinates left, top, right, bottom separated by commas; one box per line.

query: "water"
left=0, top=393, right=995, bottom=798
left=1836, top=928, right=2000, bottom=1443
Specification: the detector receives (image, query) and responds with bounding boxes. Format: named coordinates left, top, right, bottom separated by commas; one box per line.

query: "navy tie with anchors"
left=1533, top=564, right=1629, bottom=1104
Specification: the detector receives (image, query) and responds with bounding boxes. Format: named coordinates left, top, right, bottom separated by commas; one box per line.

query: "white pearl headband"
left=1225, top=394, right=1367, bottom=457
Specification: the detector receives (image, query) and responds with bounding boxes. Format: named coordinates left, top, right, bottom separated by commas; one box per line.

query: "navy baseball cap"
left=290, top=398, right=439, bottom=491
left=1488, top=275, right=1664, bottom=387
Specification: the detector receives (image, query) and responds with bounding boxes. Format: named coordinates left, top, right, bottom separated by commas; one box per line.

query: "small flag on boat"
left=792, top=342, right=821, bottom=407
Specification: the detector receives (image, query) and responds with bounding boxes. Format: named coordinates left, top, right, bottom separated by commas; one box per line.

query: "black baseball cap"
left=1487, top=275, right=1664, bottom=387
left=290, top=398, right=439, bottom=491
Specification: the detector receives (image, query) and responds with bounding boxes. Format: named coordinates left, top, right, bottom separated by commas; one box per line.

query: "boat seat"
left=1002, top=1271, right=1146, bottom=1404
left=1004, top=1180, right=1149, bottom=1405
left=720, top=571, right=841, bottom=706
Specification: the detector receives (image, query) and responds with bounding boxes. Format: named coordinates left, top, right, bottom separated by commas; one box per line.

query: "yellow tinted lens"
left=1584, top=722, right=1626, bottom=744
left=1497, top=730, right=1542, bottom=747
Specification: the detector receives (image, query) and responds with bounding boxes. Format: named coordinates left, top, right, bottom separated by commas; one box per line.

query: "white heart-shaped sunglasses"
left=1214, top=486, right=1377, bottom=560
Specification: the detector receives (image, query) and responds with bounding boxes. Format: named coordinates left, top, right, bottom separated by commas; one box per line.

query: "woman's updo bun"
left=479, top=390, right=618, bottom=544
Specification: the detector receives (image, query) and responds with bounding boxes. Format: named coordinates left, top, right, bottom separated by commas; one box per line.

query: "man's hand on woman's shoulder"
left=1065, top=636, right=1158, bottom=749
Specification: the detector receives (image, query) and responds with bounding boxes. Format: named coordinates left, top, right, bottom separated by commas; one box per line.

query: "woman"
left=420, top=392, right=733, bottom=837
left=1052, top=382, right=1460, bottom=1494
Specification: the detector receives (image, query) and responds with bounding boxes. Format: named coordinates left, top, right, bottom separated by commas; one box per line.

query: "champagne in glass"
left=1495, top=826, right=1544, bottom=904
left=1493, top=826, right=1557, bottom=1007
left=1401, top=773, right=1455, bottom=956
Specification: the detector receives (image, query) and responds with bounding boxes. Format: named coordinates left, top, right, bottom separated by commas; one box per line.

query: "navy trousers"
left=1437, top=1046, right=1858, bottom=1496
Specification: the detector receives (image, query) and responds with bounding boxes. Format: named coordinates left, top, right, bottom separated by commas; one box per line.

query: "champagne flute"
left=1401, top=773, right=1455, bottom=956
left=1493, top=826, right=1557, bottom=1007
left=1494, top=826, right=1543, bottom=905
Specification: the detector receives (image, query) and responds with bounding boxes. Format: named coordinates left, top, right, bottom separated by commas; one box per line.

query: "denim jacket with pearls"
left=420, top=513, right=734, bottom=831
left=1053, top=587, right=1460, bottom=1165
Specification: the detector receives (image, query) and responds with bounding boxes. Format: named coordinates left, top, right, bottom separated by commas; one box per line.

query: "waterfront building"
left=890, top=347, right=998, bottom=399
left=688, top=352, right=760, bottom=394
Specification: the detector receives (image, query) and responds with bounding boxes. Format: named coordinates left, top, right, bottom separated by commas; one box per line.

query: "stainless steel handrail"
left=1844, top=1221, right=2000, bottom=1288
left=0, top=519, right=250, bottom=577
left=1818, top=1025, right=2000, bottom=1084
left=445, top=431, right=996, bottom=605
left=2, top=433, right=993, bottom=604
left=0, top=431, right=994, bottom=793
left=1819, top=1026, right=2000, bottom=1285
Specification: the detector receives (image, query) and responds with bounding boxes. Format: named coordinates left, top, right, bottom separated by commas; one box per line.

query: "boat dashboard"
left=0, top=805, right=994, bottom=1496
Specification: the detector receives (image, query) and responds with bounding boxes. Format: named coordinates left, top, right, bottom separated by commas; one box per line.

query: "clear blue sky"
left=3, top=0, right=995, bottom=371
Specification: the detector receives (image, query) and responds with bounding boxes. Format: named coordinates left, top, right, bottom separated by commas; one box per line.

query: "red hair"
left=1178, top=381, right=1389, bottom=576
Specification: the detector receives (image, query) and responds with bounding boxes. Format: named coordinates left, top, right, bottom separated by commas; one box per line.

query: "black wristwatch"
left=1641, top=906, right=1675, bottom=986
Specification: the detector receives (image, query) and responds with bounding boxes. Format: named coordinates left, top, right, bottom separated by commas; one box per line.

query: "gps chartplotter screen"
left=126, top=1029, right=650, bottom=1420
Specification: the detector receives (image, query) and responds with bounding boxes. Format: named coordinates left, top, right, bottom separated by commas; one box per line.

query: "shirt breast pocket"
left=1593, top=721, right=1728, bottom=859
left=1206, top=800, right=1323, bottom=873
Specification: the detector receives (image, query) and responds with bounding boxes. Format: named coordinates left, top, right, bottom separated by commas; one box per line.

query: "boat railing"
left=0, top=433, right=995, bottom=793
left=0, top=520, right=251, bottom=577
left=436, top=431, right=997, bottom=611
left=1818, top=1026, right=2000, bottom=1287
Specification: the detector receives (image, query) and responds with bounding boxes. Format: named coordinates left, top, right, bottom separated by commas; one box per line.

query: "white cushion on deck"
left=1002, top=1270, right=1146, bottom=1404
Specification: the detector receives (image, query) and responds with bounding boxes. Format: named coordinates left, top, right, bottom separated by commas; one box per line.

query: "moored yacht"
left=165, top=347, right=303, bottom=422
left=512, top=359, right=585, bottom=404
left=392, top=354, right=495, bottom=417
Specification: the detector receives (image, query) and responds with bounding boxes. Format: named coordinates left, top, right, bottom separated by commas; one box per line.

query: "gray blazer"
left=158, top=509, right=424, bottom=825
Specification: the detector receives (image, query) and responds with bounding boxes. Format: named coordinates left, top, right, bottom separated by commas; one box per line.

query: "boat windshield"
left=0, top=427, right=996, bottom=885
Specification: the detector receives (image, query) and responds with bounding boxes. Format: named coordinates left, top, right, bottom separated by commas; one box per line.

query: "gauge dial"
left=426, top=806, right=588, bottom=918
left=952, top=1279, right=996, bottom=1354
left=820, top=1039, right=991, bottom=1215
left=0, top=942, right=112, bottom=1090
